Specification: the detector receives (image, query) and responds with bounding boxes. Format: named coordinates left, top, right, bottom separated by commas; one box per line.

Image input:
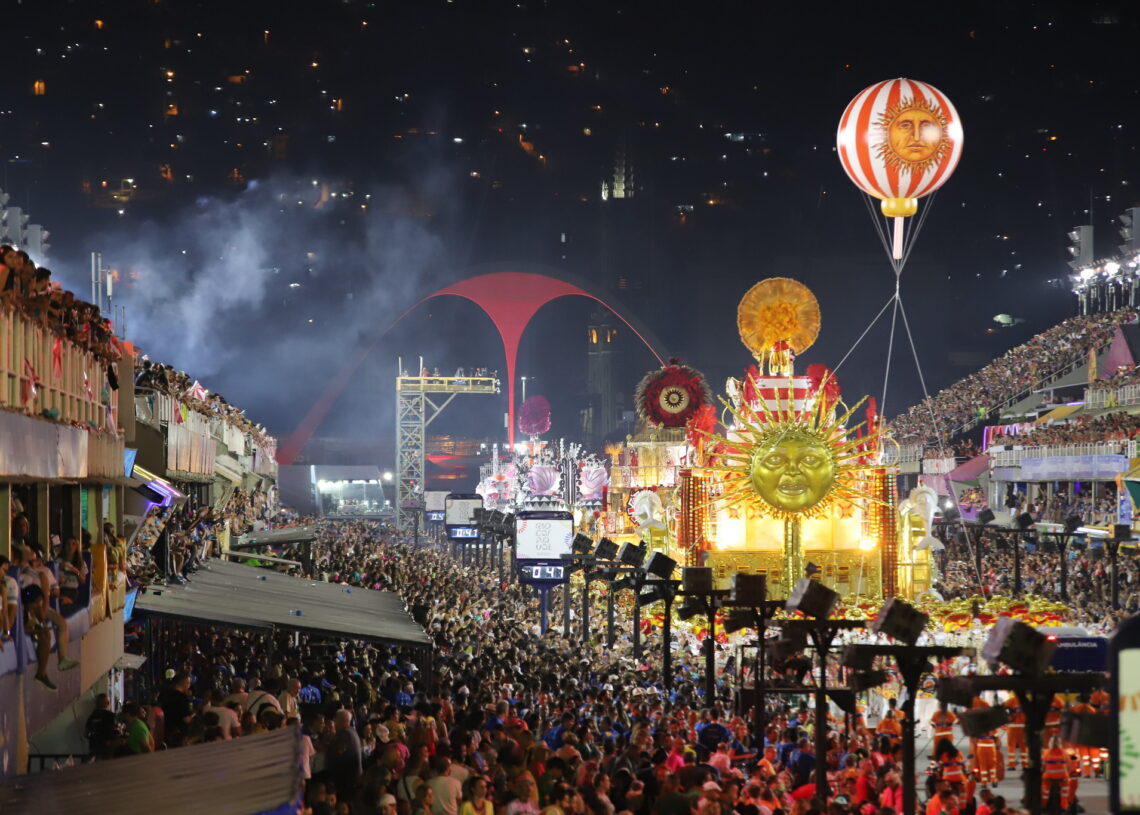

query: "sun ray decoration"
left=699, top=369, right=886, bottom=522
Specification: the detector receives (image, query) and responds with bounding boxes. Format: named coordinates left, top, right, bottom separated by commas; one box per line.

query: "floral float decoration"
left=518, top=394, right=552, bottom=437
left=635, top=358, right=713, bottom=428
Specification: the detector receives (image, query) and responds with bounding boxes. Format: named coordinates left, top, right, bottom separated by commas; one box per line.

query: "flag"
left=22, top=359, right=41, bottom=407
left=1089, top=346, right=1098, bottom=385
left=186, top=380, right=209, bottom=401
left=51, top=337, right=62, bottom=380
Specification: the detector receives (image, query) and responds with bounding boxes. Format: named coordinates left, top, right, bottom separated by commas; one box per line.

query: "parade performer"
left=1002, top=693, right=1026, bottom=771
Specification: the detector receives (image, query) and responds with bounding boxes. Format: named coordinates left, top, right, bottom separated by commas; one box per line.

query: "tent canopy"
left=136, top=558, right=431, bottom=647
left=0, top=727, right=300, bottom=815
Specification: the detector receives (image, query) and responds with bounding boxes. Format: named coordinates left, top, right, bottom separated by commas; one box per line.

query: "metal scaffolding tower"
left=396, top=373, right=500, bottom=535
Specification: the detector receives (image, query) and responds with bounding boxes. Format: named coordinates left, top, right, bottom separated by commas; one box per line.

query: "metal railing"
left=0, top=307, right=118, bottom=429
left=396, top=375, right=499, bottom=393
left=987, top=439, right=1138, bottom=468
left=1083, top=383, right=1140, bottom=410
left=610, top=464, right=681, bottom=489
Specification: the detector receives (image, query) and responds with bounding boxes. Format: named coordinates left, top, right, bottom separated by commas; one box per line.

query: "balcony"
left=610, top=464, right=680, bottom=489
left=988, top=439, right=1138, bottom=468
left=397, top=375, right=499, bottom=394
left=0, top=307, right=119, bottom=430
left=1084, top=384, right=1140, bottom=411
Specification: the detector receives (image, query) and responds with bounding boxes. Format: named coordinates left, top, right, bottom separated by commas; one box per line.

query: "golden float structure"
left=689, top=278, right=933, bottom=599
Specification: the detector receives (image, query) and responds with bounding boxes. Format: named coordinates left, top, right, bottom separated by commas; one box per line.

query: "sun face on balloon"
left=703, top=375, right=883, bottom=521
left=876, top=96, right=950, bottom=174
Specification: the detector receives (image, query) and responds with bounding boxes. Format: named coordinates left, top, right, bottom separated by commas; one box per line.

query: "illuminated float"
left=688, top=277, right=934, bottom=600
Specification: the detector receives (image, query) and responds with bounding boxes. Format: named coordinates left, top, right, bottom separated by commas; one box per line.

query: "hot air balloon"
left=837, top=78, right=963, bottom=260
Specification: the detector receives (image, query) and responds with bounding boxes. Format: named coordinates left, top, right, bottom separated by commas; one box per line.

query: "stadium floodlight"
left=618, top=541, right=646, bottom=568
left=976, top=508, right=996, bottom=526
left=959, top=706, right=1010, bottom=738
left=722, top=608, right=758, bottom=634
left=851, top=670, right=891, bottom=693
left=637, top=581, right=669, bottom=607
left=982, top=617, right=1057, bottom=675
left=677, top=596, right=704, bottom=621
left=571, top=533, right=593, bottom=555
left=643, top=551, right=677, bottom=580
left=1064, top=515, right=1082, bottom=535
left=729, top=573, right=766, bottom=607
left=785, top=578, right=839, bottom=619
left=593, top=537, right=619, bottom=561
left=1067, top=225, right=1093, bottom=270
left=681, top=566, right=713, bottom=594
left=873, top=598, right=929, bottom=646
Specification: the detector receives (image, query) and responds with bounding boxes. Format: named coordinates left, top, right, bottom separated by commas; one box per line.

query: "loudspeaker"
left=785, top=578, right=839, bottom=619
left=982, top=617, right=1057, bottom=675
left=1016, top=512, right=1035, bottom=531
left=977, top=508, right=996, bottom=526
left=1115, top=524, right=1134, bottom=542
left=682, top=566, right=713, bottom=594
left=729, top=573, right=766, bottom=607
left=959, top=706, right=1009, bottom=738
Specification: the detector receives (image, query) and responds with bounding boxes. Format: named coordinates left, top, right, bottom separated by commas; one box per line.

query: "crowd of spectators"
left=1087, top=365, right=1140, bottom=393
left=921, top=441, right=979, bottom=461
left=891, top=307, right=1137, bottom=444
left=988, top=411, right=1140, bottom=448
left=935, top=529, right=1135, bottom=634
left=124, top=483, right=274, bottom=585
left=135, top=358, right=274, bottom=449
left=105, top=518, right=988, bottom=815
left=0, top=245, right=122, bottom=365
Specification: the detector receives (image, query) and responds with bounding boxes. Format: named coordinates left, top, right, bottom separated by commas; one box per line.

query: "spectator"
left=329, top=708, right=363, bottom=800
left=122, top=702, right=154, bottom=754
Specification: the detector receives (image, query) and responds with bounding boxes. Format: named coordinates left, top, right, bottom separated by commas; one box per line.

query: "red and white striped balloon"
left=836, top=78, right=963, bottom=217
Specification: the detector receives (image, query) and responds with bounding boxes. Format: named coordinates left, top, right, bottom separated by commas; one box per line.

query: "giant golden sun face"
left=750, top=432, right=836, bottom=513
left=704, top=376, right=882, bottom=521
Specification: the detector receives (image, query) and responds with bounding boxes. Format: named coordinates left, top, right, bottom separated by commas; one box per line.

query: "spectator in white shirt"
left=427, top=753, right=463, bottom=815
left=203, top=688, right=241, bottom=739
left=278, top=677, right=302, bottom=719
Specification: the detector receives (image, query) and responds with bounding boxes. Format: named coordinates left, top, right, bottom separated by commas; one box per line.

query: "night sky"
left=6, top=1, right=1140, bottom=463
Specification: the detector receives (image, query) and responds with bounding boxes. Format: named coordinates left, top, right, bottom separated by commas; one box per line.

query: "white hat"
left=702, top=781, right=722, bottom=792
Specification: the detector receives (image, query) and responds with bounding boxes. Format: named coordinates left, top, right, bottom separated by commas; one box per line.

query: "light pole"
left=521, top=376, right=530, bottom=403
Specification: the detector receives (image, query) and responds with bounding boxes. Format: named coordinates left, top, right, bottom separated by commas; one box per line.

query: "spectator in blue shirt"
left=543, top=712, right=576, bottom=751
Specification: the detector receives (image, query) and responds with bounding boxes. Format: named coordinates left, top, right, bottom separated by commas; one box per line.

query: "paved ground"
left=912, top=733, right=1109, bottom=814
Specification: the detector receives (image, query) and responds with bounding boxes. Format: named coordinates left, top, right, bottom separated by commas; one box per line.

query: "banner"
left=1020, top=454, right=1128, bottom=481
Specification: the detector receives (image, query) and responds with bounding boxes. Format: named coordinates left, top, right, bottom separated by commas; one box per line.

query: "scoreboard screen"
left=515, top=511, right=573, bottom=560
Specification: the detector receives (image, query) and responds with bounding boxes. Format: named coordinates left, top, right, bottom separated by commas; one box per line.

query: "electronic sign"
left=516, top=510, right=573, bottom=584
left=445, top=493, right=483, bottom=527
left=425, top=511, right=445, bottom=523
left=425, top=490, right=449, bottom=513
left=449, top=526, right=478, bottom=539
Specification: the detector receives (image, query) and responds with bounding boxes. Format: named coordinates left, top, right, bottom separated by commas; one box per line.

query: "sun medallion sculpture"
left=701, top=278, right=887, bottom=591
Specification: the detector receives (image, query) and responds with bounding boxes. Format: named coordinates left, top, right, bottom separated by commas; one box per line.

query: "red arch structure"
left=277, top=270, right=667, bottom=464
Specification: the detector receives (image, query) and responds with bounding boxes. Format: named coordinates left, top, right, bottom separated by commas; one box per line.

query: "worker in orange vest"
left=1042, top=737, right=1071, bottom=811
left=876, top=709, right=903, bottom=747
left=1091, top=687, right=1111, bottom=775
left=1043, top=694, right=1065, bottom=745
left=939, top=744, right=969, bottom=795
left=931, top=703, right=958, bottom=748
left=1068, top=695, right=1098, bottom=778
left=1003, top=693, right=1027, bottom=770
left=973, top=730, right=1001, bottom=787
